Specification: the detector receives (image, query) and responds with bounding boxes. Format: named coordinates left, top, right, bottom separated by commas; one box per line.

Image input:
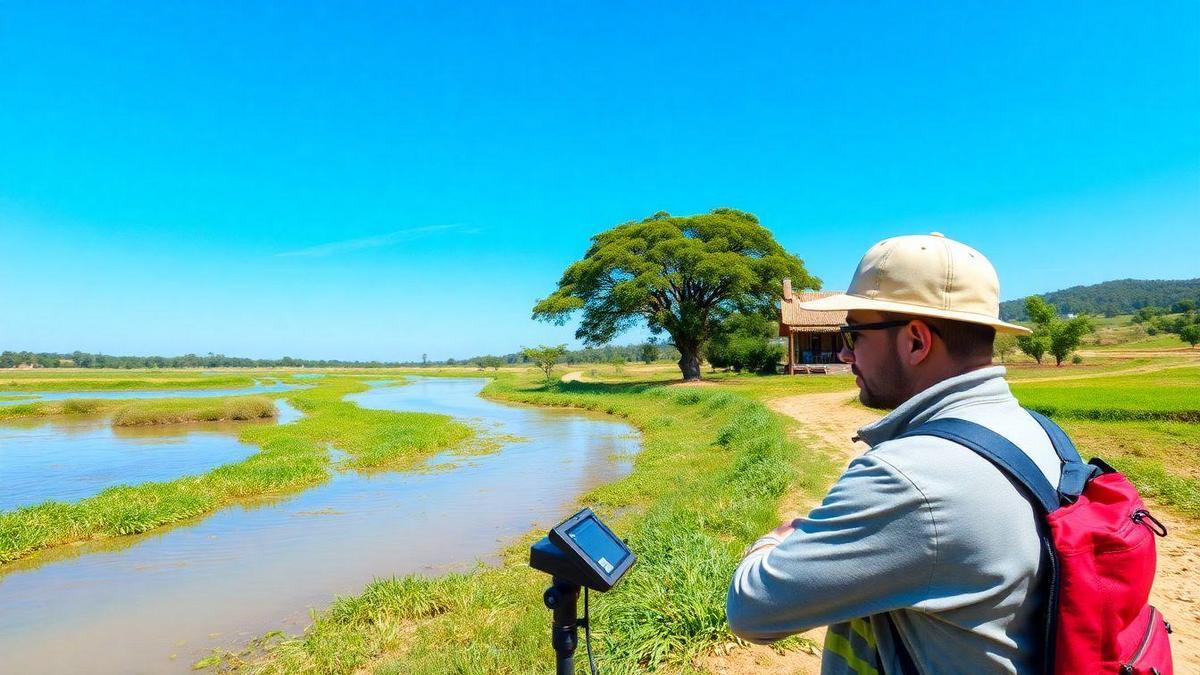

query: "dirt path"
left=706, top=389, right=1199, bottom=673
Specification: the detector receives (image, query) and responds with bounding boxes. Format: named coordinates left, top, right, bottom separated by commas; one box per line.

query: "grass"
left=0, top=370, right=262, bottom=391
left=213, top=370, right=837, bottom=674
left=110, top=396, right=277, bottom=426
left=0, top=377, right=474, bottom=565
left=1059, top=419, right=1200, bottom=518
left=1010, top=366, right=1200, bottom=421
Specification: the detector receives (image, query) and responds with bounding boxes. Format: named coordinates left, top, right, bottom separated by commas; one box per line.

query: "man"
left=727, top=233, right=1058, bottom=674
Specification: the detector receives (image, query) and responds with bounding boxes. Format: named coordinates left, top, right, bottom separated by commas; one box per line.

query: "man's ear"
left=906, top=321, right=935, bottom=365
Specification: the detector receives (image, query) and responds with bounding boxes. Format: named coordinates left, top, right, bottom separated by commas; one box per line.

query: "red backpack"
left=904, top=409, right=1173, bottom=674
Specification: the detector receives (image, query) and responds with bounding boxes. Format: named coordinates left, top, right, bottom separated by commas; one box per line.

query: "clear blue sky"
left=2, top=2, right=1197, bottom=361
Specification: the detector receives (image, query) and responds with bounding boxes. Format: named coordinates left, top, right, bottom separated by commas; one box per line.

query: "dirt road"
left=707, top=389, right=1198, bottom=673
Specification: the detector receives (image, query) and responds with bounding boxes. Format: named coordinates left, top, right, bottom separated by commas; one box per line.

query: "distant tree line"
left=0, top=350, right=410, bottom=369
left=1000, top=278, right=1200, bottom=320
left=457, top=341, right=681, bottom=369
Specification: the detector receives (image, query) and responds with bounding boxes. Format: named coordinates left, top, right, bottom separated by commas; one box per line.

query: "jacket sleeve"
left=726, top=449, right=937, bottom=644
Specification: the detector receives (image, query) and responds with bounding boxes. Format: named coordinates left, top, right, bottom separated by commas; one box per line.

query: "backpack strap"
left=899, top=415, right=1063, bottom=674
left=1025, top=409, right=1101, bottom=502
left=898, top=418, right=1060, bottom=513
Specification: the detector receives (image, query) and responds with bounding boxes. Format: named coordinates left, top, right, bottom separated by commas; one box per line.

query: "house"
left=779, top=280, right=849, bottom=374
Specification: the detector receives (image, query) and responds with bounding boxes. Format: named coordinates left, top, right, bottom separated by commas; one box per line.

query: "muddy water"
left=0, top=377, right=639, bottom=674
left=0, top=380, right=306, bottom=406
left=0, top=401, right=302, bottom=511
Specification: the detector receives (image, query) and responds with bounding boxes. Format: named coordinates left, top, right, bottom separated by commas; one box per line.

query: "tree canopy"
left=521, top=344, right=567, bottom=381
left=532, top=209, right=816, bottom=380
left=1016, top=296, right=1094, bottom=366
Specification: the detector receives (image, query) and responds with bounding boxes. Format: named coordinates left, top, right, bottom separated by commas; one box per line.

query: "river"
left=0, top=376, right=639, bottom=673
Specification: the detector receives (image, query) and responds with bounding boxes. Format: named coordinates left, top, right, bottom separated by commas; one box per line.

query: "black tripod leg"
left=544, top=578, right=581, bottom=675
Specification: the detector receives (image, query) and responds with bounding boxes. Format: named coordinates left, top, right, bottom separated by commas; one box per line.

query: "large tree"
left=532, top=209, right=816, bottom=380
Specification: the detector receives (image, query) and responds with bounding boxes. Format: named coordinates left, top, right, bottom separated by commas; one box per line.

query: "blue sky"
left=2, top=2, right=1197, bottom=361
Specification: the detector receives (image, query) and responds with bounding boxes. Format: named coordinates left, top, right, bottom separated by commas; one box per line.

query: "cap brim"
left=797, top=293, right=1033, bottom=335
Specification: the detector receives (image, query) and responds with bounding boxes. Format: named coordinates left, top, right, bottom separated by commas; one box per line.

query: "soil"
left=706, top=387, right=1199, bottom=673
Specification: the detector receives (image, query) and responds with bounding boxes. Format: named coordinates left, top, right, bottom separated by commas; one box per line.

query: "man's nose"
left=838, top=344, right=854, bottom=364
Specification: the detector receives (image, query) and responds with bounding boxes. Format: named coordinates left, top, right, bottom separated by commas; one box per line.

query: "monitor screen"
left=565, top=516, right=629, bottom=575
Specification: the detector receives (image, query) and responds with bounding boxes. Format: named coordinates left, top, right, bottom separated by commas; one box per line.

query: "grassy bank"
left=110, top=396, right=277, bottom=426
left=0, top=377, right=474, bottom=565
left=215, top=371, right=837, bottom=674
left=0, top=397, right=111, bottom=420
left=0, top=370, right=262, bottom=391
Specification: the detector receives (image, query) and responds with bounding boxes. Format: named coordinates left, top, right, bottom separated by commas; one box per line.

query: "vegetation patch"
left=0, top=377, right=474, bottom=565
left=216, top=371, right=836, bottom=674
left=1011, top=366, right=1200, bottom=421
left=111, top=396, right=277, bottom=426
left=0, top=372, right=259, bottom=391
left=1060, top=419, right=1200, bottom=518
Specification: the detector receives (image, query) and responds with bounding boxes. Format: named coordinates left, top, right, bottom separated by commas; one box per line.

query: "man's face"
left=839, top=310, right=909, bottom=410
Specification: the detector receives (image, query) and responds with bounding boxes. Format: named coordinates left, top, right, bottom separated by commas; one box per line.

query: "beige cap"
left=798, top=233, right=1032, bottom=335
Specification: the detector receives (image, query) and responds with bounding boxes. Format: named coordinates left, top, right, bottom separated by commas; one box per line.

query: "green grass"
left=1011, top=366, right=1200, bottom=421
left=0, top=397, right=113, bottom=419
left=214, top=371, right=836, bottom=674
left=1088, top=334, right=1196, bottom=351
left=0, top=370, right=262, bottom=391
left=1059, top=419, right=1200, bottom=518
left=110, top=396, right=277, bottom=426
left=0, top=377, right=474, bottom=565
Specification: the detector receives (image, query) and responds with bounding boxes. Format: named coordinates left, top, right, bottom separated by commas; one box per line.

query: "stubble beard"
left=854, top=349, right=907, bottom=411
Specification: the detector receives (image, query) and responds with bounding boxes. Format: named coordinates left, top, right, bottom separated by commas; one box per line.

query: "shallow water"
left=0, top=401, right=302, bottom=511
left=0, top=380, right=306, bottom=406
left=0, top=377, right=639, bottom=674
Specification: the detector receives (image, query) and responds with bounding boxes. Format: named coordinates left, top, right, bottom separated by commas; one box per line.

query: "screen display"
left=566, top=517, right=629, bottom=575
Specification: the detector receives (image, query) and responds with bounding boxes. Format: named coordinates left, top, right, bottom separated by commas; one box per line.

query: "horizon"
left=3, top=3, right=1198, bottom=361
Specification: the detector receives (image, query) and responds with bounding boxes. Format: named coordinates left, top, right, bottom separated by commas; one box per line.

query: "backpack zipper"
left=1119, top=606, right=1161, bottom=674
left=1132, top=509, right=1168, bottom=537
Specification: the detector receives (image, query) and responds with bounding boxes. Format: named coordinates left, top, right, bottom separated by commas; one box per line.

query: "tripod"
left=543, top=577, right=586, bottom=675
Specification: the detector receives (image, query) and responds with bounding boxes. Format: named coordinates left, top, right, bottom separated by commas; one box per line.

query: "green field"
left=1011, top=366, right=1200, bottom=421
left=0, top=370, right=263, bottom=391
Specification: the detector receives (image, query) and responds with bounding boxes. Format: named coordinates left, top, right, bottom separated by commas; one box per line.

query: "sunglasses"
left=838, top=320, right=942, bottom=350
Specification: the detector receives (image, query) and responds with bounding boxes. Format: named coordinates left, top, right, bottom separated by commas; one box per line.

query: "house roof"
left=781, top=290, right=848, bottom=332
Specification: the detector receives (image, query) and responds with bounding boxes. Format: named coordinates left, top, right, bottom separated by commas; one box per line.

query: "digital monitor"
left=531, top=507, right=636, bottom=591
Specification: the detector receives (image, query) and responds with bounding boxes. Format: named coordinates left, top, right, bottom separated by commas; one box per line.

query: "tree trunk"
left=677, top=346, right=702, bottom=381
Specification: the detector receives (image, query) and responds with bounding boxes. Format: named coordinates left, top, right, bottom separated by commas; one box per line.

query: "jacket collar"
left=854, top=365, right=1013, bottom=447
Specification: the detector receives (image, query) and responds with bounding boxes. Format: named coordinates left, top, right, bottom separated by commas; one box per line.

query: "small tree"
left=1017, top=332, right=1049, bottom=364
left=479, top=355, right=504, bottom=370
left=521, top=344, right=567, bottom=382
left=1019, top=296, right=1094, bottom=366
left=993, top=333, right=1018, bottom=364
left=639, top=342, right=659, bottom=364
left=1049, top=315, right=1094, bottom=366
left=610, top=355, right=626, bottom=374
left=1181, top=324, right=1200, bottom=349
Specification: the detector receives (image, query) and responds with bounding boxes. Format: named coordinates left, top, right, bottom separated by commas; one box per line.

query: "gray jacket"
left=727, top=366, right=1062, bottom=674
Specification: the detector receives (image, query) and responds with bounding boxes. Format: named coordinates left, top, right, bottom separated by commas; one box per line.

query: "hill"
left=1000, top=278, right=1200, bottom=320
